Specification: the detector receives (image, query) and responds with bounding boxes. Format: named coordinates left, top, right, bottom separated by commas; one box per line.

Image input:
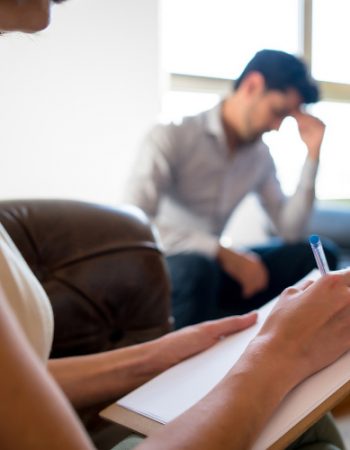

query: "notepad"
left=101, top=269, right=350, bottom=449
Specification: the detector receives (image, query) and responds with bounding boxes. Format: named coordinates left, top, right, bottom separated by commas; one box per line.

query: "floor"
left=333, top=399, right=350, bottom=449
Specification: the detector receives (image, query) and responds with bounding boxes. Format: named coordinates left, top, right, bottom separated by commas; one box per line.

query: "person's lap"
left=167, top=239, right=339, bottom=328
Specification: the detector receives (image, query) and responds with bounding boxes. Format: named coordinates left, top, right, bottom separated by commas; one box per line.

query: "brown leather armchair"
left=0, top=199, right=171, bottom=358
left=0, top=199, right=171, bottom=447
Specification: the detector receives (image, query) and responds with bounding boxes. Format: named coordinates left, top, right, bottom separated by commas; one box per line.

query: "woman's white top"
left=0, top=223, right=53, bottom=362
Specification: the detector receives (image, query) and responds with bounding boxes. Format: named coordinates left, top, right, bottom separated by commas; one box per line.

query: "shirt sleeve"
left=124, top=123, right=221, bottom=257
left=124, top=124, right=175, bottom=217
left=257, top=155, right=318, bottom=242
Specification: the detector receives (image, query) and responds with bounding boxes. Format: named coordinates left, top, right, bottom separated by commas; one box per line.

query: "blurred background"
left=1, top=0, right=349, bottom=207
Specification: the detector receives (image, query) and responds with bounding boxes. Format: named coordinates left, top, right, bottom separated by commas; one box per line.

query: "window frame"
left=165, top=0, right=350, bottom=103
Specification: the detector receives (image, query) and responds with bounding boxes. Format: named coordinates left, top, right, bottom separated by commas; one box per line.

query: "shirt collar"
left=204, top=101, right=226, bottom=140
left=204, top=100, right=265, bottom=154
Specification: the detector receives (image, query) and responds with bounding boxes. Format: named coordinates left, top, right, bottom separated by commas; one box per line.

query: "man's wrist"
left=307, top=148, right=321, bottom=162
left=217, top=245, right=238, bottom=269
left=217, top=244, right=240, bottom=260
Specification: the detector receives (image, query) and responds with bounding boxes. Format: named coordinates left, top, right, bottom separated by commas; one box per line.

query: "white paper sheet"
left=117, top=270, right=350, bottom=449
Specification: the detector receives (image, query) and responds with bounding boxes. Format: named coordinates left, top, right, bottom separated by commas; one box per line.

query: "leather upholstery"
left=0, top=199, right=171, bottom=357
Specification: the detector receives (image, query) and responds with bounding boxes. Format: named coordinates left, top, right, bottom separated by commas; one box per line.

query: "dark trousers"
left=166, top=239, right=339, bottom=329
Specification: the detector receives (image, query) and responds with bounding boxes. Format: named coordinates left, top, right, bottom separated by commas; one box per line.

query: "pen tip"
left=309, top=234, right=320, bottom=245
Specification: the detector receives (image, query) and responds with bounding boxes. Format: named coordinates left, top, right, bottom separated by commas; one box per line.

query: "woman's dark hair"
left=234, top=49, right=319, bottom=104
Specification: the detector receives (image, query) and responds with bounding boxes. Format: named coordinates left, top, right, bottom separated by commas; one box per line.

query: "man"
left=0, top=7, right=346, bottom=450
left=126, top=49, right=338, bottom=328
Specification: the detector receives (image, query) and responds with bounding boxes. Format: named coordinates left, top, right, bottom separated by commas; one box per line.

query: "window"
left=161, top=0, right=350, bottom=200
left=312, top=1, right=350, bottom=84
left=161, top=0, right=300, bottom=79
left=161, top=91, right=220, bottom=123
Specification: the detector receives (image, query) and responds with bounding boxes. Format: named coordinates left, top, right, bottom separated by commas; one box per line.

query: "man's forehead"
left=268, top=88, right=303, bottom=111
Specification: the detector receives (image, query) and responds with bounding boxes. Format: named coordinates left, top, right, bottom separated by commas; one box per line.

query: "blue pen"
left=309, top=235, right=330, bottom=275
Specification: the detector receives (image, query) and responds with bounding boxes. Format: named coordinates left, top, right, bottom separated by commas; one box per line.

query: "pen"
left=309, top=234, right=330, bottom=275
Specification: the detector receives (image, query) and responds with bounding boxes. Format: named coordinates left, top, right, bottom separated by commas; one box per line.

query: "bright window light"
left=161, top=91, right=221, bottom=123
left=312, top=1, right=350, bottom=83
left=311, top=102, right=350, bottom=200
left=161, top=0, right=300, bottom=79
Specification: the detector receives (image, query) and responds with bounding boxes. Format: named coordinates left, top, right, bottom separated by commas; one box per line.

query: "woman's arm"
left=0, top=287, right=94, bottom=450
left=137, top=340, right=293, bottom=450
left=48, top=313, right=257, bottom=409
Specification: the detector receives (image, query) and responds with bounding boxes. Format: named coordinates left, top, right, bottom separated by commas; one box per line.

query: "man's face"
left=0, top=0, right=50, bottom=33
left=240, top=88, right=303, bottom=143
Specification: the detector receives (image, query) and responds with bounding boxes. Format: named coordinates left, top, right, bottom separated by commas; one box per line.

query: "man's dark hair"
left=234, top=49, right=319, bottom=104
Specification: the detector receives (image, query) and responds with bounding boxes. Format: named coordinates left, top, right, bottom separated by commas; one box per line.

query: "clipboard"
left=100, top=270, right=350, bottom=449
left=100, top=380, right=350, bottom=450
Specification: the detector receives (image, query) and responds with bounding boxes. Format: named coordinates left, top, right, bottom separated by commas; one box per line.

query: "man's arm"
left=258, top=112, right=324, bottom=242
left=295, top=111, right=325, bottom=162
left=125, top=124, right=175, bottom=219
left=258, top=158, right=317, bottom=242
left=137, top=272, right=350, bottom=450
left=217, top=245, right=269, bottom=298
left=48, top=314, right=257, bottom=409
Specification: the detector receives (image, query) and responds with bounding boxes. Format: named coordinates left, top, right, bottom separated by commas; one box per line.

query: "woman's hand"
left=149, top=312, right=258, bottom=372
left=250, top=271, right=350, bottom=389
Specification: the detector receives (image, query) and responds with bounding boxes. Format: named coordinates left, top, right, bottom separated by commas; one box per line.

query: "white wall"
left=0, top=0, right=160, bottom=204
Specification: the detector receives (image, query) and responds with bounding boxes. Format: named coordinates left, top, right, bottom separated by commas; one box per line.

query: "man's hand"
left=293, top=111, right=325, bottom=161
left=217, top=246, right=269, bottom=298
left=152, top=313, right=258, bottom=372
